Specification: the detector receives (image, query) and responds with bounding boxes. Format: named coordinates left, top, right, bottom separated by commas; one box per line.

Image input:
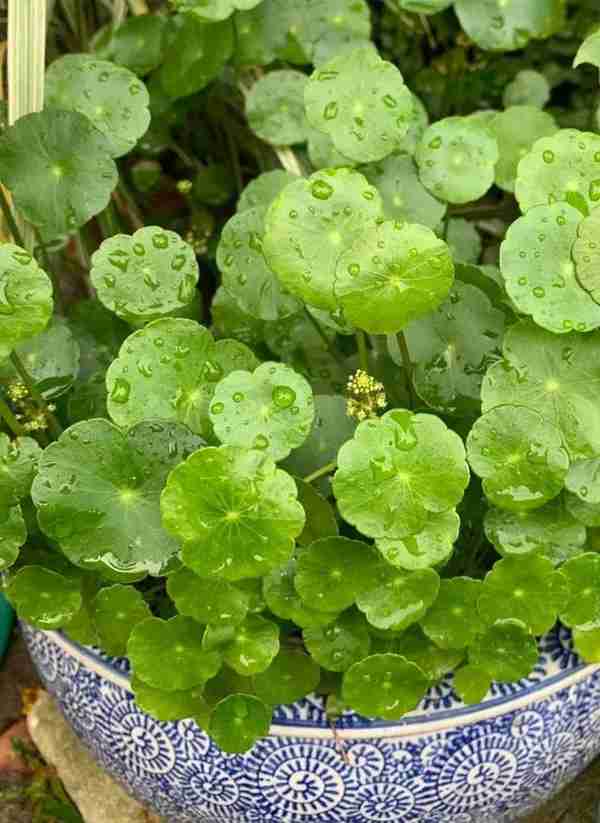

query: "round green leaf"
left=333, top=409, right=470, bottom=540
left=32, top=419, right=202, bottom=577
left=573, top=208, right=600, bottom=305
left=565, top=459, right=600, bottom=505
left=203, top=614, right=279, bottom=675
left=308, top=126, right=355, bottom=170
left=295, top=536, right=384, bottom=612
left=559, top=553, right=600, bottom=628
left=467, top=405, right=569, bottom=512
left=262, top=560, right=340, bottom=627
left=416, top=116, right=499, bottom=204
left=90, top=226, right=199, bottom=323
left=491, top=106, right=558, bottom=193
left=304, top=0, right=372, bottom=65
left=453, top=664, right=492, bottom=704
left=469, top=619, right=538, bottom=682
left=478, top=555, right=566, bottom=635
left=304, top=46, right=413, bottom=164
left=217, top=208, right=300, bottom=322
left=246, top=70, right=308, bottom=145
left=515, top=129, right=600, bottom=215
left=454, top=0, right=564, bottom=51
left=303, top=610, right=371, bottom=671
left=501, top=203, right=600, bottom=334
left=237, top=169, right=297, bottom=216
left=574, top=30, right=600, bottom=69
left=209, top=362, right=314, bottom=460
left=132, top=676, right=210, bottom=724
left=161, top=445, right=304, bottom=580
left=45, top=55, right=150, bottom=158
left=363, top=154, right=446, bottom=230
left=211, top=286, right=265, bottom=349
left=209, top=694, right=271, bottom=754
left=167, top=567, right=249, bottom=626
left=0, top=109, right=117, bottom=238
left=173, top=0, right=262, bottom=21
left=159, top=15, right=233, bottom=99
left=106, top=318, right=258, bottom=438
left=392, top=625, right=464, bottom=682
left=397, top=281, right=504, bottom=415
left=334, top=219, right=454, bottom=334
left=573, top=626, right=600, bottom=663
left=0, top=504, right=26, bottom=572
left=108, top=15, right=169, bottom=76
left=92, top=584, right=151, bottom=656
left=420, top=577, right=485, bottom=650
left=376, top=510, right=460, bottom=571
left=342, top=653, right=429, bottom=719
left=485, top=499, right=587, bottom=565
left=295, top=478, right=339, bottom=546
left=5, top=565, right=81, bottom=629
left=446, top=218, right=481, bottom=264
left=263, top=167, right=383, bottom=310
left=0, top=434, right=42, bottom=506
left=253, top=650, right=321, bottom=704
left=503, top=70, right=551, bottom=109
left=0, top=244, right=53, bottom=361
left=356, top=567, right=440, bottom=631
left=566, top=492, right=600, bottom=527
left=129, top=615, right=221, bottom=690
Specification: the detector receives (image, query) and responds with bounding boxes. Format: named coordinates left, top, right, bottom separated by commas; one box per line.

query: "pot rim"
left=38, top=628, right=600, bottom=740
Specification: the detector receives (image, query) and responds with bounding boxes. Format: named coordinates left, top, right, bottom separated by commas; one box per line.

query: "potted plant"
left=2, top=0, right=600, bottom=820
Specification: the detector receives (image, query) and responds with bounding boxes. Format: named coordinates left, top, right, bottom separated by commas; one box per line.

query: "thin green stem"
left=303, top=460, right=337, bottom=484
left=0, top=395, right=26, bottom=437
left=33, top=229, right=64, bottom=314
left=0, top=186, right=25, bottom=248
left=303, top=308, right=345, bottom=366
left=355, top=330, right=369, bottom=373
left=115, top=179, right=144, bottom=230
left=396, top=331, right=416, bottom=408
left=10, top=352, right=62, bottom=439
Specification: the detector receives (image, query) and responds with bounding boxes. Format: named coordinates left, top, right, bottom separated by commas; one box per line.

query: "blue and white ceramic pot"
left=24, top=624, right=600, bottom=823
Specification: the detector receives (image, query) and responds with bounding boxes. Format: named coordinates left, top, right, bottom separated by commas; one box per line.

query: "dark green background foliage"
left=1, top=0, right=600, bottom=753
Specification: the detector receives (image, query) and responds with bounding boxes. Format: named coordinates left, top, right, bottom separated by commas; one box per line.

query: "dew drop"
left=110, top=378, right=131, bottom=404
left=311, top=180, right=334, bottom=200
left=542, top=150, right=555, bottom=164
left=323, top=101, right=338, bottom=121
left=211, top=402, right=224, bottom=415
left=253, top=434, right=269, bottom=450
left=272, top=385, right=296, bottom=409
left=532, top=286, right=545, bottom=298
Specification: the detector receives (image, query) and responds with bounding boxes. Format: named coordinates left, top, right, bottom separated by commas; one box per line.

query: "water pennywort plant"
left=1, top=0, right=600, bottom=754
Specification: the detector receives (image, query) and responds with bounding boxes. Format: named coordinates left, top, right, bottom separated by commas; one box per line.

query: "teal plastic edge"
left=0, top=592, right=14, bottom=662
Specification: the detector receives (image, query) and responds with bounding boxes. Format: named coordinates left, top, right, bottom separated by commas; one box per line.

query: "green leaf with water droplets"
left=106, top=15, right=169, bottom=76
left=45, top=55, right=150, bottom=158
left=209, top=361, right=314, bottom=461
left=305, top=46, right=414, bottom=163
left=128, top=615, right=221, bottom=690
left=263, top=167, right=383, bottom=310
left=333, top=409, right=470, bottom=540
left=392, top=625, right=465, bottom=682
left=453, top=664, right=492, bottom=704
left=132, top=676, right=210, bottom=724
left=203, top=614, right=279, bottom=675
left=565, top=459, right=600, bottom=505
left=253, top=649, right=321, bottom=704
left=395, top=281, right=504, bottom=416
left=307, top=127, right=355, bottom=170
left=31, top=419, right=202, bottom=577
left=0, top=504, right=26, bottom=572
left=303, top=610, right=371, bottom=671
left=0, top=110, right=117, bottom=239
left=5, top=565, right=82, bottom=629
left=262, top=560, right=340, bottom=627
left=0, top=434, right=42, bottom=507
left=0, top=245, right=53, bottom=362
left=420, top=577, right=484, bottom=650
left=454, top=0, right=564, bottom=51
left=491, top=107, right=558, bottom=193
left=159, top=14, right=233, bottom=99
left=469, top=618, right=538, bottom=681
left=246, top=70, right=308, bottom=145
left=356, top=566, right=440, bottom=631
left=106, top=318, right=258, bottom=438
left=467, top=405, right=569, bottom=512
left=342, top=653, right=429, bottom=719
left=376, top=510, right=460, bottom=571
left=515, top=129, right=600, bottom=214
left=167, top=567, right=249, bottom=627
left=559, top=553, right=600, bottom=629
left=334, top=220, right=454, bottom=335
left=91, top=227, right=199, bottom=323
left=503, top=70, right=551, bottom=109
left=573, top=208, right=600, bottom=305
left=237, top=169, right=297, bottom=217
left=482, top=320, right=600, bottom=460
left=574, top=30, right=600, bottom=69
left=173, top=0, right=262, bottom=20
left=161, top=445, right=304, bottom=580
left=209, top=693, right=271, bottom=753
left=478, top=554, right=566, bottom=634
left=92, top=584, right=151, bottom=656
left=501, top=203, right=600, bottom=334
left=485, top=499, right=587, bottom=565
left=217, top=208, right=300, bottom=322
left=416, top=116, right=499, bottom=204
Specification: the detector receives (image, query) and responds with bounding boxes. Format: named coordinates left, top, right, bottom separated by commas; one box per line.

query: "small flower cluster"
left=345, top=369, right=387, bottom=421
left=6, top=381, right=55, bottom=433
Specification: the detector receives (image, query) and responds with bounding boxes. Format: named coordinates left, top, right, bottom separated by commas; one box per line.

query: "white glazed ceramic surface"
left=24, top=624, right=600, bottom=823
